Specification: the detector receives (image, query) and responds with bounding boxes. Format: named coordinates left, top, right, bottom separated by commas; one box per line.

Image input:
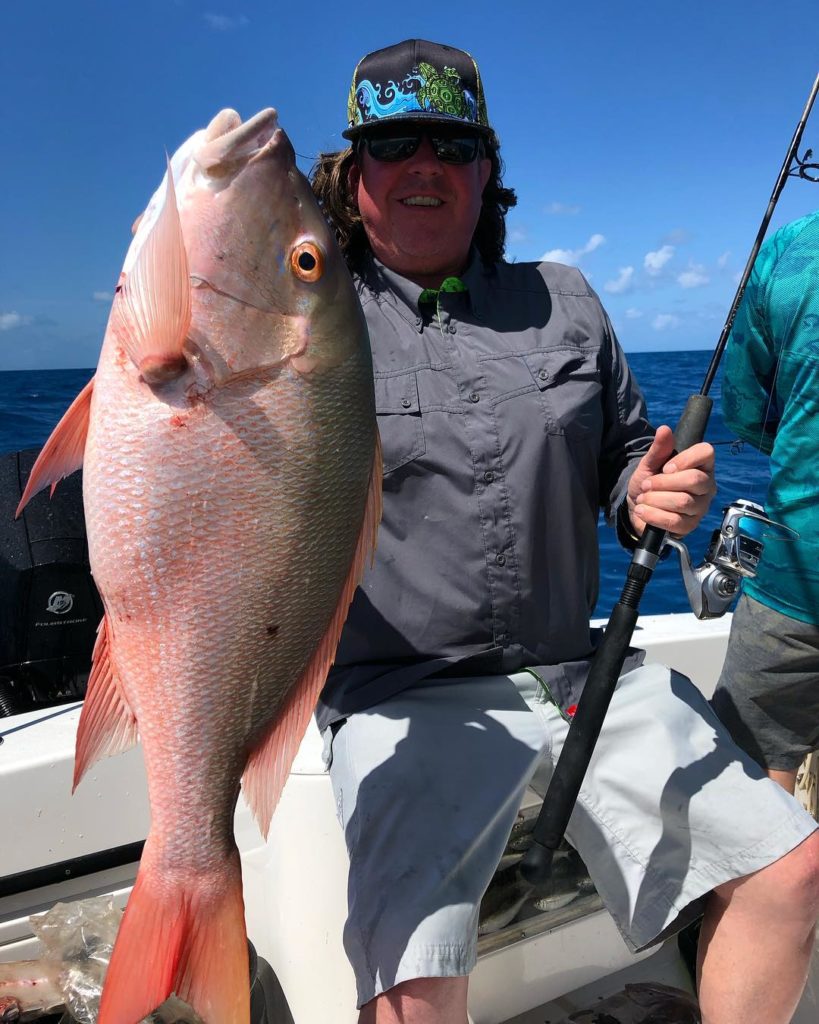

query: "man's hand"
left=626, top=425, right=716, bottom=538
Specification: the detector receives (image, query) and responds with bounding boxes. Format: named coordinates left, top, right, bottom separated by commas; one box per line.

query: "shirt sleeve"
left=720, top=235, right=781, bottom=455
left=596, top=307, right=655, bottom=543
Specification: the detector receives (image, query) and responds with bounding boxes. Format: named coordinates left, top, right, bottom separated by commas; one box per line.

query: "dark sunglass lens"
left=432, top=136, right=481, bottom=164
left=367, top=135, right=421, bottom=162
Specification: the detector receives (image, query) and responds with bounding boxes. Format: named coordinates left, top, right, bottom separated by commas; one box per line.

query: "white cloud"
left=0, top=311, right=31, bottom=331
left=545, top=201, right=581, bottom=215
left=678, top=263, right=710, bottom=289
left=644, top=245, right=674, bottom=276
left=541, top=233, right=605, bottom=266
left=93, top=291, right=114, bottom=302
left=652, top=313, right=681, bottom=331
left=204, top=13, right=249, bottom=29
left=625, top=307, right=643, bottom=319
left=717, top=251, right=730, bottom=269
left=604, top=267, right=635, bottom=294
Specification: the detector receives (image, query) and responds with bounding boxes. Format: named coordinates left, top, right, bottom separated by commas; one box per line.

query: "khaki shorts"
left=712, top=593, right=819, bottom=771
left=324, top=663, right=816, bottom=1008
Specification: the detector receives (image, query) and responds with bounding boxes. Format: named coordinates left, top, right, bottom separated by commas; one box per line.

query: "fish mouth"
left=195, top=108, right=291, bottom=176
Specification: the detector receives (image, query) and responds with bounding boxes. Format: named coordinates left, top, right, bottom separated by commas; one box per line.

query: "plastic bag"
left=8, top=896, right=205, bottom=1023
left=29, top=895, right=122, bottom=1024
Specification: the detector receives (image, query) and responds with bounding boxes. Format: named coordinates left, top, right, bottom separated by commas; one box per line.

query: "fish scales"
left=84, top=359, right=373, bottom=852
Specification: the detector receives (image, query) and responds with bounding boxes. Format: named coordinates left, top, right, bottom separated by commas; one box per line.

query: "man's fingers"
left=635, top=489, right=706, bottom=515
left=661, top=441, right=715, bottom=474
left=630, top=438, right=716, bottom=538
left=640, top=469, right=715, bottom=495
left=632, top=503, right=701, bottom=536
left=640, top=425, right=675, bottom=472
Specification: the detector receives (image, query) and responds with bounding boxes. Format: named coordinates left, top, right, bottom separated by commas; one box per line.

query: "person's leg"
left=359, top=977, right=469, bottom=1024
left=769, top=767, right=799, bottom=794
left=326, top=675, right=550, bottom=1017
left=521, top=661, right=819, bottom=1020
left=698, top=831, right=819, bottom=1024
left=705, top=596, right=819, bottom=1016
left=711, top=594, right=819, bottom=780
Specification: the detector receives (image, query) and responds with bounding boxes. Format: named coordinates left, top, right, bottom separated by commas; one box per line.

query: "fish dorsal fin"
left=73, top=615, right=139, bottom=791
left=118, top=159, right=191, bottom=385
left=16, top=376, right=95, bottom=516
left=241, top=435, right=383, bottom=838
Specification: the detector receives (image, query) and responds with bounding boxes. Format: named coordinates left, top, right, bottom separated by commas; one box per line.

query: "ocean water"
left=0, top=353, right=771, bottom=616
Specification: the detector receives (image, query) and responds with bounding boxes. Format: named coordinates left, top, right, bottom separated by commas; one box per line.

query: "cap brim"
left=342, top=111, right=495, bottom=141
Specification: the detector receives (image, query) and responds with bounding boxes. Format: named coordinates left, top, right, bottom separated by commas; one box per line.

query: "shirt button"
left=538, top=368, right=550, bottom=381
left=483, top=470, right=495, bottom=483
left=448, top=323, right=457, bottom=333
left=401, top=398, right=412, bottom=408
left=495, top=553, right=506, bottom=566
left=415, top=316, right=423, bottom=328
left=469, top=392, right=480, bottom=403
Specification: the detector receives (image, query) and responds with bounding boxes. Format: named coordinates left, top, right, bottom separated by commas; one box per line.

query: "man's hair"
left=310, top=138, right=518, bottom=273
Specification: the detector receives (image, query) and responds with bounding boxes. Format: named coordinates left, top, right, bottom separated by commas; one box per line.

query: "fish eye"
left=290, top=241, right=324, bottom=282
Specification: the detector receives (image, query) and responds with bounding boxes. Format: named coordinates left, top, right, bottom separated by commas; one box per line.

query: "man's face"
left=349, top=129, right=492, bottom=288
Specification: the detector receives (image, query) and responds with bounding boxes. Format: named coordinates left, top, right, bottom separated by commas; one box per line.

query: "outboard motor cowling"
left=0, top=449, right=102, bottom=716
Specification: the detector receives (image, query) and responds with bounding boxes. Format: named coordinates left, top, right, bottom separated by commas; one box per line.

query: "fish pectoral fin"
left=242, top=434, right=383, bottom=838
left=97, top=839, right=248, bottom=1024
left=118, top=158, right=192, bottom=385
left=15, top=376, right=95, bottom=517
left=73, top=615, right=138, bottom=791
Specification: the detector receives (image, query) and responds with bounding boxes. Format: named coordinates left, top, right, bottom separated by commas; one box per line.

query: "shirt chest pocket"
left=523, top=349, right=603, bottom=438
left=374, top=371, right=426, bottom=474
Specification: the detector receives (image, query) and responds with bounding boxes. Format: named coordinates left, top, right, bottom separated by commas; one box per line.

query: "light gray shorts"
left=712, top=593, right=819, bottom=770
left=324, top=663, right=817, bottom=1008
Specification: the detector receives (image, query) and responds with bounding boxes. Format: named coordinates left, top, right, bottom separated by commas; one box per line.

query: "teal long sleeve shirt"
left=721, top=210, right=819, bottom=624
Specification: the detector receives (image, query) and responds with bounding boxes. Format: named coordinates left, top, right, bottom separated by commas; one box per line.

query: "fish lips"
left=195, top=108, right=295, bottom=178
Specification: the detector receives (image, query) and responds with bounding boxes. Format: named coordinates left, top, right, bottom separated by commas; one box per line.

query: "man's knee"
left=359, top=976, right=469, bottom=1024
left=714, top=830, right=819, bottom=918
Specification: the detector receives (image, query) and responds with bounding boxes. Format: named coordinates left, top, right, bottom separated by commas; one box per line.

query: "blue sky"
left=2, top=1, right=818, bottom=370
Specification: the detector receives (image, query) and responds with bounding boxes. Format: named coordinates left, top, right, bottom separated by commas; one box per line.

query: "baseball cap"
left=343, top=38, right=493, bottom=141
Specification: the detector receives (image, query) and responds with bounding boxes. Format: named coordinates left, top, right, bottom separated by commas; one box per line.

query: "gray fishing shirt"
left=316, top=253, right=653, bottom=731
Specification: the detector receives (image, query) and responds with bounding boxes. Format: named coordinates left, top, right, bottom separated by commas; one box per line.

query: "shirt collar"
left=360, top=249, right=491, bottom=328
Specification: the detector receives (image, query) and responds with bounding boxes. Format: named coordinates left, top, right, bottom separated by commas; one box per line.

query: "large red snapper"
left=18, top=108, right=381, bottom=1024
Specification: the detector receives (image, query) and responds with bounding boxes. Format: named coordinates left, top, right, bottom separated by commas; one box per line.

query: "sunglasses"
left=360, top=130, right=484, bottom=165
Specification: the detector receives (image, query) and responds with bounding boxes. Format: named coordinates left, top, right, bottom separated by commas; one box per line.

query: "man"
left=311, top=39, right=819, bottom=1024
left=713, top=210, right=819, bottom=794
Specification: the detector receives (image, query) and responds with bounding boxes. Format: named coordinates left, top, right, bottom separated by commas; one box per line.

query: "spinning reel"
left=665, top=499, right=798, bottom=619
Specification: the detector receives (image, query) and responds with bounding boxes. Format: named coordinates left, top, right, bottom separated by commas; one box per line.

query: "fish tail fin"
left=99, top=840, right=249, bottom=1024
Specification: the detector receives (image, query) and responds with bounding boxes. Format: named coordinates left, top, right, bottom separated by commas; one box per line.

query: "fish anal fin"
left=242, top=435, right=383, bottom=837
left=117, top=158, right=192, bottom=383
left=15, top=377, right=94, bottom=516
left=73, top=615, right=138, bottom=791
left=97, top=841, right=249, bottom=1024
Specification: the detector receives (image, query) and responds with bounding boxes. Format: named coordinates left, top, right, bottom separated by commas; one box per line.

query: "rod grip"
left=672, top=393, right=713, bottom=452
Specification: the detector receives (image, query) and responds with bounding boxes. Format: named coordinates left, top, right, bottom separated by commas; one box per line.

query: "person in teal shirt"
left=713, top=209, right=819, bottom=794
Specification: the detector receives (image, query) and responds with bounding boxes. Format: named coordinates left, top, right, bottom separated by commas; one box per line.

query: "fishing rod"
left=519, top=71, right=819, bottom=889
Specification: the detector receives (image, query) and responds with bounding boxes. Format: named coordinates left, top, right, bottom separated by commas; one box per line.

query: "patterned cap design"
left=343, top=39, right=492, bottom=140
